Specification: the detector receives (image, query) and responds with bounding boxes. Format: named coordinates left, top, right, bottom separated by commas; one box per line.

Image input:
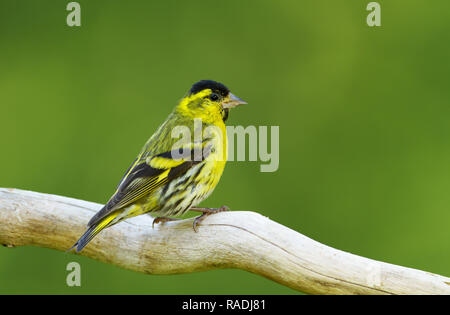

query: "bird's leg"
left=190, top=206, right=229, bottom=232
left=152, top=216, right=180, bottom=229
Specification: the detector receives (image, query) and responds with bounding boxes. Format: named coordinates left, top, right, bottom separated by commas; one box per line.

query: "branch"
left=0, top=188, right=449, bottom=295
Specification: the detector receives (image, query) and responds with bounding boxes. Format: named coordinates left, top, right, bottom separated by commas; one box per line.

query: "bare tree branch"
left=0, top=188, right=449, bottom=294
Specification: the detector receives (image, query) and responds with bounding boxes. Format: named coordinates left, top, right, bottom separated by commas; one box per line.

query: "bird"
left=69, top=80, right=246, bottom=252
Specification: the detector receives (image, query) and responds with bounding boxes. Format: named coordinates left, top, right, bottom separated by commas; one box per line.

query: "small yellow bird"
left=70, top=80, right=246, bottom=252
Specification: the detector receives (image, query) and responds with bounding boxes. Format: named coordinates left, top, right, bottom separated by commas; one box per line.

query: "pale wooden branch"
left=0, top=188, right=449, bottom=294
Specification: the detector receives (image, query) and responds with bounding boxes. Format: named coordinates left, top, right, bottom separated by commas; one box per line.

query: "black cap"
left=189, top=80, right=230, bottom=97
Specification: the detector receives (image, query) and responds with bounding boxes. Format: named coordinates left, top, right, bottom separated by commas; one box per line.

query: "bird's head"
left=176, top=80, right=246, bottom=124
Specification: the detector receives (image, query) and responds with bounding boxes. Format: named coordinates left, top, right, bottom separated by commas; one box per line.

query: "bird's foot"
left=152, top=216, right=180, bottom=229
left=190, top=206, right=229, bottom=232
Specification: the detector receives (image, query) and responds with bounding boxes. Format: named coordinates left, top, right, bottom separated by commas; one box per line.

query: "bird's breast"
left=155, top=128, right=227, bottom=217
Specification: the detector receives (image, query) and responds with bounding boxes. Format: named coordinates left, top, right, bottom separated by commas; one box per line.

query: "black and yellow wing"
left=87, top=143, right=211, bottom=228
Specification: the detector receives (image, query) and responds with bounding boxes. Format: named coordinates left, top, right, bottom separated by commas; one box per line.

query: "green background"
left=1, top=0, right=450, bottom=294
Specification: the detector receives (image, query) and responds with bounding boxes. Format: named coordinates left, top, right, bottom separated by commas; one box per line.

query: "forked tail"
left=67, top=212, right=119, bottom=253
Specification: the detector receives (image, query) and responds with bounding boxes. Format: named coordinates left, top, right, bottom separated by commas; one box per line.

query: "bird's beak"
left=222, top=93, right=247, bottom=109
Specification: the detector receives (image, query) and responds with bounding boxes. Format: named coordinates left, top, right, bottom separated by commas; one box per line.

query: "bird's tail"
left=67, top=212, right=119, bottom=253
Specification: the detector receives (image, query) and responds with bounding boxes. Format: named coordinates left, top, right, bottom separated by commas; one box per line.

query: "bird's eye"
left=209, top=93, right=219, bottom=101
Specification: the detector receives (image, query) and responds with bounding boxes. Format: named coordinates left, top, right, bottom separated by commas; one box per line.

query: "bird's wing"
left=87, top=142, right=212, bottom=227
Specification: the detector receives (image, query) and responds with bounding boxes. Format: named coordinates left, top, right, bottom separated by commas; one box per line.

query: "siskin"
left=69, top=80, right=246, bottom=252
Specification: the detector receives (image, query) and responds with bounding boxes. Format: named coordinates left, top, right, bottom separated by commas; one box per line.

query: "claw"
left=191, top=205, right=229, bottom=232
left=152, top=217, right=179, bottom=229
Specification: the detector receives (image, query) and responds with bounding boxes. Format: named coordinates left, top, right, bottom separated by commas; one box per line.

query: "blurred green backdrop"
left=1, top=0, right=450, bottom=294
